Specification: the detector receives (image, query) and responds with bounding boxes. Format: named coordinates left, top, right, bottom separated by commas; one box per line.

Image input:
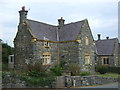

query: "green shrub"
left=107, top=67, right=120, bottom=74
left=20, top=73, right=55, bottom=87
left=69, top=63, right=80, bottom=76
left=2, top=63, right=8, bottom=71
left=51, top=65, right=63, bottom=76
left=96, top=66, right=120, bottom=74
left=60, top=60, right=66, bottom=68
left=96, top=65, right=108, bottom=74
left=27, top=70, right=48, bottom=77
left=80, top=72, right=90, bottom=76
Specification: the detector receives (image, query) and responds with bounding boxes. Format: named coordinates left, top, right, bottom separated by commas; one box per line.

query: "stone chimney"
left=58, top=17, right=65, bottom=28
left=19, top=6, right=28, bottom=24
left=97, top=34, right=101, bottom=40
left=106, top=37, right=109, bottom=39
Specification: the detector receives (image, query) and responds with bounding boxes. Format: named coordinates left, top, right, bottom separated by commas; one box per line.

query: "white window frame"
left=43, top=37, right=50, bottom=48
left=42, top=53, right=51, bottom=65
left=43, top=41, right=50, bottom=47
left=85, top=55, right=90, bottom=65
left=8, top=55, right=14, bottom=64
left=102, top=57, right=109, bottom=65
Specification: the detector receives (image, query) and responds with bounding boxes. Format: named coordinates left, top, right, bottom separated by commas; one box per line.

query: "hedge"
left=95, top=65, right=120, bottom=74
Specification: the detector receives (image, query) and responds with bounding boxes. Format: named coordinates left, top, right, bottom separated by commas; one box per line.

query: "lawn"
left=95, top=73, right=119, bottom=78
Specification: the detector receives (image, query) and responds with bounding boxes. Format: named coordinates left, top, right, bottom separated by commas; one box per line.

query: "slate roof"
left=27, top=19, right=84, bottom=41
left=95, top=38, right=117, bottom=55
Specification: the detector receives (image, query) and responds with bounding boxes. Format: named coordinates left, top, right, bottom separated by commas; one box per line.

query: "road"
left=80, top=82, right=119, bottom=88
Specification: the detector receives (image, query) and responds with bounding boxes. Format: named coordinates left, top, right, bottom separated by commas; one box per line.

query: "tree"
left=2, top=43, right=14, bottom=64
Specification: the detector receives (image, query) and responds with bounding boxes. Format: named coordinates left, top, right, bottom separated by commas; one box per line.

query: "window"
left=102, top=57, right=109, bottom=65
left=85, top=36, right=89, bottom=45
left=42, top=53, right=51, bottom=65
left=43, top=37, right=50, bottom=48
left=44, top=41, right=50, bottom=47
left=8, top=55, right=14, bottom=64
left=85, top=54, right=90, bottom=64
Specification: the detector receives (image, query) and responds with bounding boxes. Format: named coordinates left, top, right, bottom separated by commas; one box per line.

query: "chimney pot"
left=97, top=34, right=101, bottom=40
left=22, top=6, right=25, bottom=10
left=106, top=37, right=109, bottom=39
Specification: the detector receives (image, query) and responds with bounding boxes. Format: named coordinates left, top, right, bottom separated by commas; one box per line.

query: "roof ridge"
left=27, top=19, right=57, bottom=27
left=27, top=19, right=85, bottom=27
left=63, top=19, right=85, bottom=26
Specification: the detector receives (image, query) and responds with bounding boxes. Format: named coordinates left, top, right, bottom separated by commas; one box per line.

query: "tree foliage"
left=2, top=43, right=14, bottom=63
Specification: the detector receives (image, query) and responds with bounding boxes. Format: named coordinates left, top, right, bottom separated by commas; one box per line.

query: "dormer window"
left=85, top=36, right=89, bottom=45
left=43, top=37, right=50, bottom=48
left=44, top=41, right=50, bottom=48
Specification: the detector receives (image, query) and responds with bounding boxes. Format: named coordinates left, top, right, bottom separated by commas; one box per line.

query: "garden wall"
left=2, top=73, right=118, bottom=88
left=56, top=75, right=118, bottom=88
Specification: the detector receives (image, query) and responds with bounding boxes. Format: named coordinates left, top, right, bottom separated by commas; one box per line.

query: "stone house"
left=95, top=34, right=119, bottom=67
left=14, top=6, right=95, bottom=72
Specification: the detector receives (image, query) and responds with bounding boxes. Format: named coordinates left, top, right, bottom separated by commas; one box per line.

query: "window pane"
left=107, top=58, right=109, bottom=64
left=85, top=55, right=90, bottom=64
left=85, top=36, right=89, bottom=45
left=43, top=54, right=51, bottom=64
left=103, top=58, right=106, bottom=64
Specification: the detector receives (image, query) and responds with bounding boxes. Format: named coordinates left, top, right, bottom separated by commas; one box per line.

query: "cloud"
left=90, top=18, right=118, bottom=29
left=0, top=0, right=119, bottom=3
left=0, top=1, right=118, bottom=46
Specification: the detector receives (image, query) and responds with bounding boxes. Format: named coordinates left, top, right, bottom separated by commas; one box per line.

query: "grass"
left=96, top=72, right=119, bottom=78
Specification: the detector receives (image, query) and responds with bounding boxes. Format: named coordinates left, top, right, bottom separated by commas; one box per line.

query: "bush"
left=27, top=61, right=49, bottom=72
left=20, top=73, right=55, bottom=87
left=96, top=65, right=120, bottom=74
left=60, top=60, right=66, bottom=68
left=96, top=65, right=108, bottom=74
left=69, top=63, right=80, bottom=76
left=80, top=72, right=90, bottom=76
left=2, top=63, right=8, bottom=71
left=51, top=65, right=63, bottom=76
left=27, top=70, right=48, bottom=77
left=107, top=67, right=120, bottom=74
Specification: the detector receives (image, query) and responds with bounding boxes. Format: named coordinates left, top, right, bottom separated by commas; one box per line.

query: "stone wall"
left=56, top=75, right=118, bottom=88
left=32, top=41, right=58, bottom=68
left=14, top=24, right=33, bottom=71
left=2, top=73, right=118, bottom=88
left=77, top=20, right=95, bottom=73
left=59, top=42, right=79, bottom=67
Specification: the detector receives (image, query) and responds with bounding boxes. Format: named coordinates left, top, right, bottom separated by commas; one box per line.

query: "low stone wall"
left=2, top=72, right=118, bottom=88
left=60, top=75, right=118, bottom=88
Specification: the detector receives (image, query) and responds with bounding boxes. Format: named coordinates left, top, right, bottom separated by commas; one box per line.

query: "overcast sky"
left=0, top=0, right=119, bottom=47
